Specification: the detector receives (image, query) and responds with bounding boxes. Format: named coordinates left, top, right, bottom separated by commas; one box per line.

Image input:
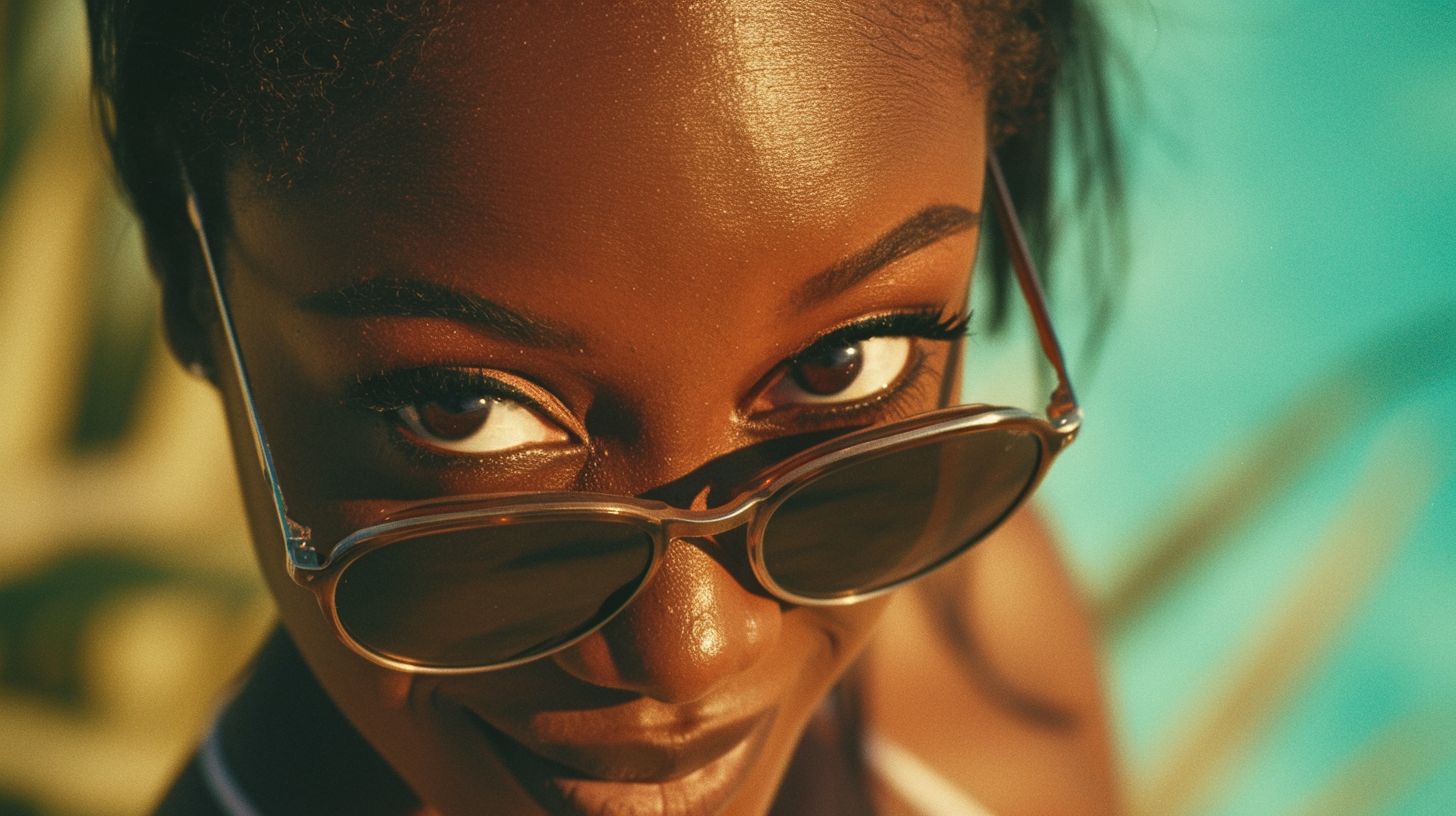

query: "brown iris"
left=790, top=341, right=864, bottom=395
left=412, top=397, right=494, bottom=441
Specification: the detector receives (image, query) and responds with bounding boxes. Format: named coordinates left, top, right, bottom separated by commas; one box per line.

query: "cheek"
left=785, top=596, right=894, bottom=673
left=749, top=599, right=891, bottom=785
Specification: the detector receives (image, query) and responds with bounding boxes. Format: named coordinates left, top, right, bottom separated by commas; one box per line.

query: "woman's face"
left=215, top=3, right=987, bottom=814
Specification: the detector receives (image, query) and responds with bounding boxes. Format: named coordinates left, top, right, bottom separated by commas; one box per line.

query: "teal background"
left=1039, top=1, right=1456, bottom=812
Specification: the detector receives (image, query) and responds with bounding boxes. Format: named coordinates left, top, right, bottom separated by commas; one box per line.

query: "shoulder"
left=860, top=505, right=1121, bottom=815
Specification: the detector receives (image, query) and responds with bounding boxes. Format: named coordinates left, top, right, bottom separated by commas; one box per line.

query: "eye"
left=346, top=368, right=579, bottom=457
left=745, top=309, right=969, bottom=419
left=760, top=335, right=915, bottom=408
left=394, top=395, right=569, bottom=454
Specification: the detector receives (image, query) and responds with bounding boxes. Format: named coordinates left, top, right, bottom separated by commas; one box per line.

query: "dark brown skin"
left=183, top=3, right=1118, bottom=814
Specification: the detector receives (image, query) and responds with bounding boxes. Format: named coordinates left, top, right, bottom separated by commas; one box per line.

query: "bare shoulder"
left=860, top=505, right=1122, bottom=815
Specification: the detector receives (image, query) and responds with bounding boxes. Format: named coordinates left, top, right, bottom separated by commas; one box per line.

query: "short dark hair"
left=85, top=0, right=1124, bottom=369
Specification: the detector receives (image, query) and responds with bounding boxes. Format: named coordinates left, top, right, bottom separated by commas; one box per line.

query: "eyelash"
left=807, top=307, right=970, bottom=351
left=342, top=306, right=970, bottom=459
left=346, top=367, right=537, bottom=415
left=751, top=306, right=969, bottom=425
left=342, top=368, right=561, bottom=470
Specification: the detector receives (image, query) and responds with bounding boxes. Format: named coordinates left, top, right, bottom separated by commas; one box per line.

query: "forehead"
left=229, top=1, right=985, bottom=313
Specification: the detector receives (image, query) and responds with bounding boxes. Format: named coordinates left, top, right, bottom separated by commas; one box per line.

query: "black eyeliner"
left=343, top=367, right=536, bottom=413
left=798, top=307, right=970, bottom=359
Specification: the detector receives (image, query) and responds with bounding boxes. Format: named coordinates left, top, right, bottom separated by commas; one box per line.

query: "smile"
left=472, top=709, right=777, bottom=816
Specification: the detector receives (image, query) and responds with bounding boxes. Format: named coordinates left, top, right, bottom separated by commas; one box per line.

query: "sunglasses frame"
left=181, top=153, right=1082, bottom=675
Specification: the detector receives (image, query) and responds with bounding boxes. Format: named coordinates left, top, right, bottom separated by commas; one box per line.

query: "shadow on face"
left=212, top=2, right=992, bottom=813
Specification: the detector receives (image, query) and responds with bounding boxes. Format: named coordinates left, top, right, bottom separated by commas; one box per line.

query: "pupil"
left=791, top=341, right=863, bottom=395
left=418, top=397, right=493, bottom=440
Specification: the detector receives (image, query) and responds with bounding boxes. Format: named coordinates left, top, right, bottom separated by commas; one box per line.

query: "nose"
left=553, top=536, right=781, bottom=704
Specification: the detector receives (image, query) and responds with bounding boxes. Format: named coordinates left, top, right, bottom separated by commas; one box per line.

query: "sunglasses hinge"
left=287, top=520, right=322, bottom=569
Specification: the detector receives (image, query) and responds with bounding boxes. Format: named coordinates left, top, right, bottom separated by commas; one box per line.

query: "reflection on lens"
left=334, top=518, right=655, bottom=668
left=762, top=429, right=1042, bottom=599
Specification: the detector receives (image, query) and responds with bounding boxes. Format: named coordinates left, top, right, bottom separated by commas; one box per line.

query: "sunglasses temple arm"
left=179, top=167, right=321, bottom=569
left=985, top=153, right=1083, bottom=435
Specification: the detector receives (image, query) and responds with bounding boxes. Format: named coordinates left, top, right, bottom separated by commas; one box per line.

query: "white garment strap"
left=864, top=732, right=995, bottom=816
left=199, top=710, right=266, bottom=816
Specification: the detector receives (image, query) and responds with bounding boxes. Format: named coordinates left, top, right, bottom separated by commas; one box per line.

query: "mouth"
left=471, top=709, right=777, bottom=816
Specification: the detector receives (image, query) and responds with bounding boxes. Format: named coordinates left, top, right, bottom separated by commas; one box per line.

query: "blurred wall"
left=1043, top=2, right=1456, bottom=814
left=0, top=4, right=269, bottom=815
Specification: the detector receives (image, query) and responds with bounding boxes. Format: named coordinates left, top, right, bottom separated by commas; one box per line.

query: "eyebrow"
left=297, top=278, right=585, bottom=349
left=789, top=204, right=979, bottom=310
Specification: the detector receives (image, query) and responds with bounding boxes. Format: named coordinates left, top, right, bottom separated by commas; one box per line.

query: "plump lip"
left=481, top=709, right=769, bottom=782
left=472, top=709, right=776, bottom=816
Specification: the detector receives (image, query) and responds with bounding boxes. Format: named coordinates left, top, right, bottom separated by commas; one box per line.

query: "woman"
left=87, top=1, right=1122, bottom=813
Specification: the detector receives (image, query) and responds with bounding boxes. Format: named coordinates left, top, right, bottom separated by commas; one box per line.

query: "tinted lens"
left=761, top=428, right=1042, bottom=599
left=334, top=518, right=655, bottom=668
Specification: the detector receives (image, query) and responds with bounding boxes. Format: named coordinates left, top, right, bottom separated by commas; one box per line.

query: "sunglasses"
left=182, top=154, right=1082, bottom=674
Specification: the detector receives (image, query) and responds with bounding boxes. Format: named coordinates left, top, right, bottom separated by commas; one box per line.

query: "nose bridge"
left=582, top=396, right=745, bottom=499
left=551, top=391, right=805, bottom=700
left=589, top=404, right=841, bottom=511
left=553, top=531, right=781, bottom=704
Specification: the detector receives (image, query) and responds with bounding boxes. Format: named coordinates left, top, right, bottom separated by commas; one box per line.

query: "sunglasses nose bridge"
left=659, top=500, right=758, bottom=540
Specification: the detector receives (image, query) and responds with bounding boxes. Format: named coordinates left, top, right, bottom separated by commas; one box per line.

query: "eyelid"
left=482, top=371, right=589, bottom=442
left=747, top=346, right=934, bottom=427
left=739, top=306, right=968, bottom=413
left=347, top=367, right=588, bottom=443
left=806, top=307, right=969, bottom=351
